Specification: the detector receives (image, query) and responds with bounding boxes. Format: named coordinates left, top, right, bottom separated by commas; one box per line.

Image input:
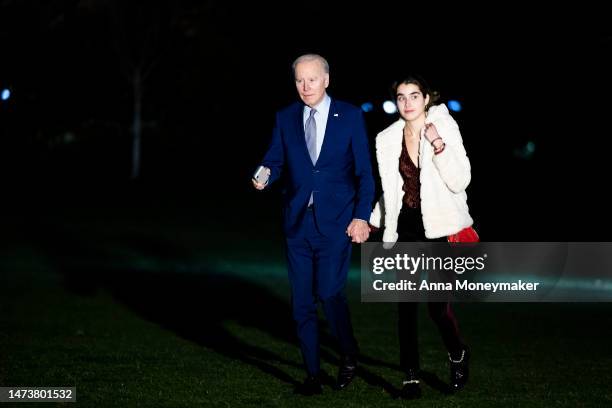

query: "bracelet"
left=434, top=143, right=446, bottom=155
left=429, top=137, right=443, bottom=146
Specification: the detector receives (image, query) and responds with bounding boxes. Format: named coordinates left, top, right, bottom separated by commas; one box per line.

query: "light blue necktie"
left=305, top=108, right=317, bottom=164
left=305, top=108, right=317, bottom=206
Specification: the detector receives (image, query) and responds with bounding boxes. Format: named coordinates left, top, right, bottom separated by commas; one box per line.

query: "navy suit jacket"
left=262, top=98, right=375, bottom=238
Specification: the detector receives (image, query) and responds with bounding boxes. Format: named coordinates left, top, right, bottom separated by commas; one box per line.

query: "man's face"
left=294, top=59, right=329, bottom=107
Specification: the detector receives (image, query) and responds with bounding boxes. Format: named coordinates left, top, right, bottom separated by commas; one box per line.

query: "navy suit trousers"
left=285, top=207, right=358, bottom=375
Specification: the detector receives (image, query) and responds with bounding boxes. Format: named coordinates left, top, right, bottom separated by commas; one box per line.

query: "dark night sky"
left=1, top=1, right=611, bottom=240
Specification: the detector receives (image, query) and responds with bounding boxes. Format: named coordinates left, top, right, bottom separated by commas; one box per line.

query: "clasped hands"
left=346, top=219, right=370, bottom=244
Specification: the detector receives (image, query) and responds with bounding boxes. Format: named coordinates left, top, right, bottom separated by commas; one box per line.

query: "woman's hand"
left=423, top=123, right=442, bottom=145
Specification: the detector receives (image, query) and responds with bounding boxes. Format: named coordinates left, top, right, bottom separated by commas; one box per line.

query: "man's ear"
left=424, top=94, right=430, bottom=106
left=324, top=74, right=329, bottom=88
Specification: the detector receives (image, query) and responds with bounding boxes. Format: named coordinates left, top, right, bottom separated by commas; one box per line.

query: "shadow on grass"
left=420, top=371, right=453, bottom=395
left=107, top=268, right=303, bottom=386
left=39, top=226, right=400, bottom=395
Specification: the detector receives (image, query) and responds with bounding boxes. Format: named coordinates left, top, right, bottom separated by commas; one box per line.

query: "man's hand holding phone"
left=252, top=165, right=271, bottom=190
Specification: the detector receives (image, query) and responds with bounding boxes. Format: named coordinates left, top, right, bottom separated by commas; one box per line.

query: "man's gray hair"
left=292, top=54, right=330, bottom=76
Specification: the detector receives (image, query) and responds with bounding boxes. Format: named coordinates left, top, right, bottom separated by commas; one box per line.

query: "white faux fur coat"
left=369, top=104, right=473, bottom=242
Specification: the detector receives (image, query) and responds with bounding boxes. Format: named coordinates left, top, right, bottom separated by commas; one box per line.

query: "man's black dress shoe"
left=294, top=375, right=323, bottom=396
left=335, top=355, right=357, bottom=390
left=399, top=368, right=422, bottom=399
left=449, top=347, right=470, bottom=391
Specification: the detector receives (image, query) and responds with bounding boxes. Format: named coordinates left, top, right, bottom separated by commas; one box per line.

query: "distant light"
left=513, top=141, right=536, bottom=160
left=361, top=102, right=374, bottom=113
left=447, top=100, right=462, bottom=112
left=382, top=100, right=397, bottom=114
left=1, top=89, right=10, bottom=101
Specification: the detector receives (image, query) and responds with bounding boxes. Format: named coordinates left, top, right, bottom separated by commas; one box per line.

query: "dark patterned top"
left=399, top=138, right=420, bottom=208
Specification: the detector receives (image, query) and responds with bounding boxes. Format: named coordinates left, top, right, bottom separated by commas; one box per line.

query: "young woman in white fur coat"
left=369, top=75, right=477, bottom=399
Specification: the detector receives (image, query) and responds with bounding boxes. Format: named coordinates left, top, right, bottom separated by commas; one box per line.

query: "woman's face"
left=396, top=83, right=430, bottom=122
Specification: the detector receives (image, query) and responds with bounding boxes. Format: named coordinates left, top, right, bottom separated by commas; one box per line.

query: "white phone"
left=253, top=165, right=270, bottom=185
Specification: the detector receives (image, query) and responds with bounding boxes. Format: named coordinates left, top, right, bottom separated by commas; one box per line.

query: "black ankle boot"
left=400, top=368, right=422, bottom=399
left=449, top=347, right=470, bottom=391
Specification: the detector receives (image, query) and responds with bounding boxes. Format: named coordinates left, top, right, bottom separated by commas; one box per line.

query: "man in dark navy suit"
left=253, top=54, right=375, bottom=395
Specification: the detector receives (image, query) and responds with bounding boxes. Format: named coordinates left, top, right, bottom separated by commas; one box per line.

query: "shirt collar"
left=305, top=93, right=331, bottom=115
